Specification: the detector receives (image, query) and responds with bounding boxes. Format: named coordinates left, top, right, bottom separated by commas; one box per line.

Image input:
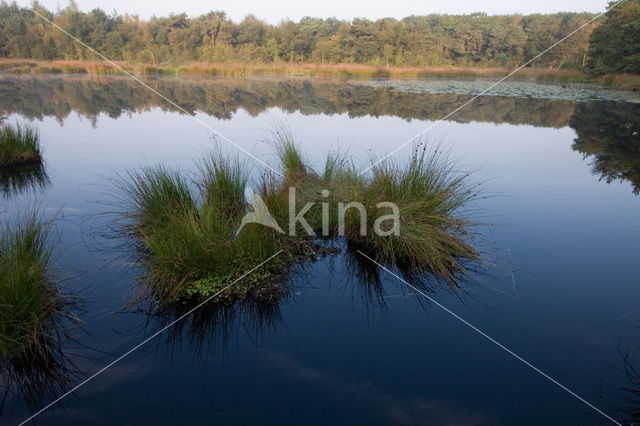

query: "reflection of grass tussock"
left=115, top=132, right=479, bottom=303
left=0, top=162, right=50, bottom=199
left=0, top=121, right=41, bottom=166
left=611, top=343, right=640, bottom=425
left=0, top=341, right=77, bottom=412
left=144, top=295, right=289, bottom=359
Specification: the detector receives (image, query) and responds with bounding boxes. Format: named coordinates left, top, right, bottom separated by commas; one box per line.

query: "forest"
left=0, top=0, right=638, bottom=74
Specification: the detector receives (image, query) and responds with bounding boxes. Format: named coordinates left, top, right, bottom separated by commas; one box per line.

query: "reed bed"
left=4, top=59, right=634, bottom=89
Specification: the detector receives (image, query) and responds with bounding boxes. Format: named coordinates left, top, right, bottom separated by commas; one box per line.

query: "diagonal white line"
left=356, top=250, right=622, bottom=425
left=30, top=9, right=283, bottom=177
left=18, top=250, right=284, bottom=425
left=358, top=0, right=628, bottom=176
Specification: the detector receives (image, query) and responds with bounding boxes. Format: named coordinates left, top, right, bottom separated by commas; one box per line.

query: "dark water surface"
left=1, top=75, right=639, bottom=425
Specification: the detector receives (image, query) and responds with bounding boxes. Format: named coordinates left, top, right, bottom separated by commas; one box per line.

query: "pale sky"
left=23, top=0, right=608, bottom=23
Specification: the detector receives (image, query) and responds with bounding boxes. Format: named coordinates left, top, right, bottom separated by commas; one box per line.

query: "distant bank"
left=1, top=59, right=639, bottom=91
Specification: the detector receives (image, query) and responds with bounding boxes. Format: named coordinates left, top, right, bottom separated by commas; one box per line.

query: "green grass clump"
left=353, top=145, right=478, bottom=280
left=116, top=134, right=480, bottom=303
left=198, top=151, right=248, bottom=217
left=116, top=151, right=301, bottom=303
left=115, top=164, right=195, bottom=231
left=279, top=139, right=479, bottom=281
left=271, top=126, right=309, bottom=179
left=0, top=212, right=61, bottom=362
left=0, top=122, right=42, bottom=166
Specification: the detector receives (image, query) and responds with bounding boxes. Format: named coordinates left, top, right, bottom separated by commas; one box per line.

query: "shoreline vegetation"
left=1, top=59, right=639, bottom=90
left=114, top=133, right=479, bottom=304
left=1, top=1, right=638, bottom=88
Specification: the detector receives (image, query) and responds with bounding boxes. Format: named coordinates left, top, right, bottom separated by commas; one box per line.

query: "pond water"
left=1, top=74, right=640, bottom=425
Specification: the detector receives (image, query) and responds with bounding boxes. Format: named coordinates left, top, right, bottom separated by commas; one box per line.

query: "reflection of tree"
left=570, top=101, right=640, bottom=195
left=0, top=162, right=50, bottom=199
left=0, top=75, right=577, bottom=128
left=344, top=243, right=386, bottom=310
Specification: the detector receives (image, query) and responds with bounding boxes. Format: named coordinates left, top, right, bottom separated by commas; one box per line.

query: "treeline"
left=0, top=1, right=598, bottom=70
left=584, top=0, right=640, bottom=75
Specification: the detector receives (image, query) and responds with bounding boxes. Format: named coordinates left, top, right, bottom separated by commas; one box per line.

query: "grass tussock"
left=277, top=138, right=480, bottom=281
left=0, top=121, right=41, bottom=166
left=114, top=150, right=300, bottom=303
left=115, top=133, right=480, bottom=303
left=355, top=144, right=478, bottom=280
left=0, top=211, right=62, bottom=362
